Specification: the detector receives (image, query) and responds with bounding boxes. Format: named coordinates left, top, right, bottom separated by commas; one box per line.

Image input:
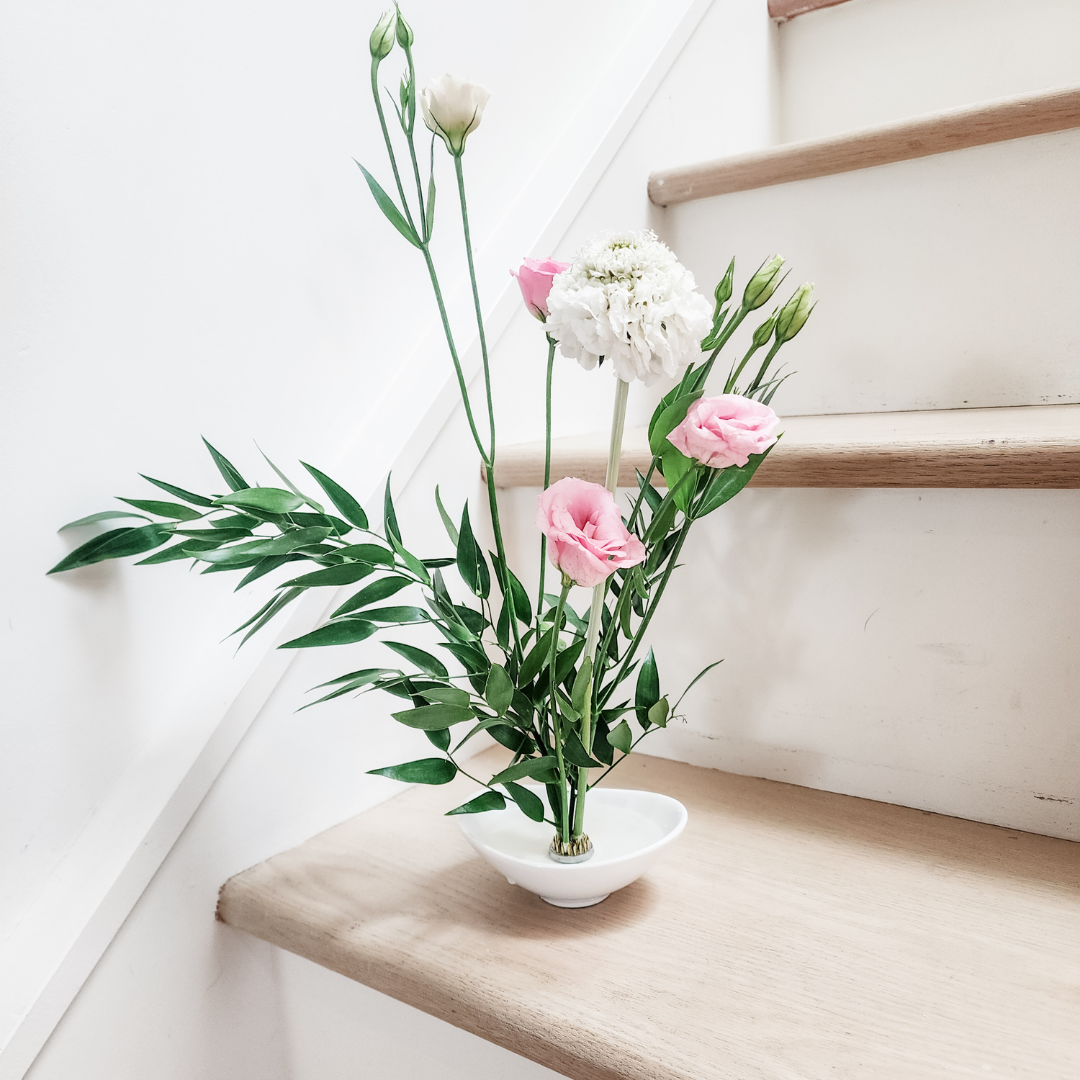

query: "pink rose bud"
left=536, top=477, right=646, bottom=589
left=667, top=394, right=780, bottom=469
left=511, top=257, right=570, bottom=321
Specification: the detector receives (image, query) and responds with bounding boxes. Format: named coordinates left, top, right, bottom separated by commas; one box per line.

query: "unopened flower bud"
left=752, top=309, right=778, bottom=348
left=712, top=258, right=734, bottom=319
left=395, top=7, right=414, bottom=47
left=369, top=10, right=396, bottom=61
left=775, top=283, right=815, bottom=343
left=743, top=254, right=785, bottom=311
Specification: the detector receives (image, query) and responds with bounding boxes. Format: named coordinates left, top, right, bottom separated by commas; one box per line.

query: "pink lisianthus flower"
left=511, top=257, right=570, bottom=321
left=667, top=394, right=780, bottom=469
left=536, top=477, right=645, bottom=589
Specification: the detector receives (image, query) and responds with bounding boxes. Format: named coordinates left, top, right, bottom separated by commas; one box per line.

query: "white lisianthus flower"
left=420, top=74, right=491, bottom=157
left=545, top=231, right=712, bottom=386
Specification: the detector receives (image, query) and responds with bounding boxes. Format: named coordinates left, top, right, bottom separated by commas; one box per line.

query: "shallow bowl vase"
left=457, top=787, right=687, bottom=908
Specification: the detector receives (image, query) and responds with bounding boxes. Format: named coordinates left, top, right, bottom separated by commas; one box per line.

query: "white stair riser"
left=779, top=0, right=1080, bottom=141
left=667, top=128, right=1080, bottom=416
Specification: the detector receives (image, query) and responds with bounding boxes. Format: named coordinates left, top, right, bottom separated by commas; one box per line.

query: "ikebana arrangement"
left=50, top=7, right=813, bottom=897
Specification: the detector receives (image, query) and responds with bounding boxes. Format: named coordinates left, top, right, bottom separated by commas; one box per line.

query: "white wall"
left=3, top=0, right=741, bottom=1076
left=778, top=0, right=1080, bottom=141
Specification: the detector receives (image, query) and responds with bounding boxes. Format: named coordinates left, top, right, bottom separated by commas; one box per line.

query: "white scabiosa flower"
left=545, top=231, right=712, bottom=386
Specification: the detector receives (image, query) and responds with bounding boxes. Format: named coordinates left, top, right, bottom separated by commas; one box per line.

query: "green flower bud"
left=743, top=254, right=785, bottom=311
left=394, top=6, right=414, bottom=47
left=775, top=283, right=815, bottom=343
left=752, top=309, right=779, bottom=348
left=712, top=258, right=734, bottom=320
left=369, top=9, right=396, bottom=61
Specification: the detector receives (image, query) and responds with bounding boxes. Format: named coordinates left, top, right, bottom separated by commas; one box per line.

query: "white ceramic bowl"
left=457, top=787, right=687, bottom=908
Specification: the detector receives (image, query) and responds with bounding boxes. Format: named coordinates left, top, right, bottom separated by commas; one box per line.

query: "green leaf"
left=425, top=167, right=436, bottom=239
left=673, top=659, right=723, bottom=712
left=384, top=641, right=449, bottom=679
left=279, top=619, right=379, bottom=649
left=211, top=513, right=261, bottom=530
left=134, top=541, right=200, bottom=565
left=446, top=791, right=506, bottom=816
left=192, top=527, right=332, bottom=562
left=201, top=438, right=248, bottom=491
left=422, top=557, right=455, bottom=568
left=518, top=626, right=555, bottom=688
left=438, top=640, right=491, bottom=675
left=554, top=638, right=586, bottom=687
left=490, top=756, right=560, bottom=786
left=59, top=510, right=150, bottom=531
left=116, top=497, right=203, bottom=521
left=425, top=728, right=451, bottom=752
left=503, top=781, right=545, bottom=822
left=635, top=647, right=660, bottom=728
left=455, top=503, right=490, bottom=599
left=490, top=551, right=532, bottom=625
left=234, top=586, right=305, bottom=646
left=391, top=703, right=475, bottom=730
left=301, top=462, right=369, bottom=529
left=283, top=562, right=375, bottom=588
left=48, top=523, right=173, bottom=574
left=368, top=758, right=457, bottom=785
left=563, top=729, right=602, bottom=769
left=661, top=445, right=698, bottom=514
left=484, top=665, right=514, bottom=716
left=488, top=723, right=530, bottom=754
left=334, top=543, right=395, bottom=566
left=254, top=447, right=323, bottom=514
left=355, top=160, right=421, bottom=248
left=213, top=487, right=303, bottom=514
left=608, top=719, right=633, bottom=754
left=570, top=655, right=593, bottom=715
left=383, top=475, right=401, bottom=544
left=420, top=686, right=471, bottom=706
left=636, top=470, right=663, bottom=514
left=174, top=527, right=250, bottom=542
left=355, top=605, right=427, bottom=624
left=692, top=441, right=777, bottom=519
left=648, top=697, right=670, bottom=728
left=313, top=666, right=398, bottom=689
left=330, top=575, right=411, bottom=616
left=648, top=391, right=704, bottom=456
left=434, top=486, right=459, bottom=546
left=139, top=474, right=216, bottom=508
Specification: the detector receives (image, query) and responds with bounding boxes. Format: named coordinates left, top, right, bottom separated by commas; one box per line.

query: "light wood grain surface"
left=218, top=748, right=1080, bottom=1080
left=768, top=0, right=851, bottom=20
left=486, top=404, right=1080, bottom=488
left=648, top=85, right=1080, bottom=206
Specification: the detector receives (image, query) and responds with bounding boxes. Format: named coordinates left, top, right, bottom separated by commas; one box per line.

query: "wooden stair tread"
left=648, top=84, right=1080, bottom=206
left=487, top=404, right=1080, bottom=488
left=217, top=749, right=1080, bottom=1080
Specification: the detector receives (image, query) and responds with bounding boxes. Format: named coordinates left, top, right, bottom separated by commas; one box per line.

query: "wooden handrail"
left=648, top=85, right=1080, bottom=206
left=486, top=405, right=1080, bottom=489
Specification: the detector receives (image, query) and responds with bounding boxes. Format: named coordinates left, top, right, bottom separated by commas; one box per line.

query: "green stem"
left=572, top=378, right=630, bottom=839
left=369, top=59, right=417, bottom=235
left=598, top=516, right=692, bottom=710
left=548, top=578, right=573, bottom=844
left=537, top=335, right=556, bottom=625
left=420, top=248, right=489, bottom=463
left=453, top=154, right=521, bottom=658
left=746, top=339, right=783, bottom=396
